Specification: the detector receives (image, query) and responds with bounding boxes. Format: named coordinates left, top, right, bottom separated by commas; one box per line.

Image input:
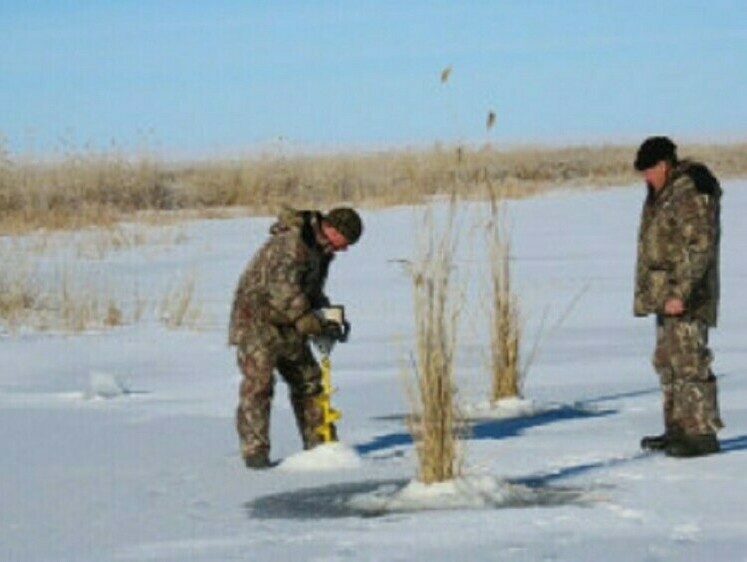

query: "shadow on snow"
left=720, top=434, right=747, bottom=453
left=246, top=477, right=590, bottom=520
left=355, top=374, right=733, bottom=458
left=247, top=418, right=745, bottom=521
left=356, top=403, right=616, bottom=456
left=246, top=382, right=745, bottom=521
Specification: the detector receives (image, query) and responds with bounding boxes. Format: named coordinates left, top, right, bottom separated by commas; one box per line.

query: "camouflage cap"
left=634, top=136, right=678, bottom=171
left=325, top=207, right=363, bottom=244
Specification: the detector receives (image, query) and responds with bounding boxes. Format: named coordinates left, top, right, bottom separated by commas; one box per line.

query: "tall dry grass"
left=0, top=261, right=128, bottom=333
left=0, top=251, right=202, bottom=334
left=55, top=269, right=126, bottom=332
left=405, top=200, right=465, bottom=484
left=486, top=189, right=523, bottom=402
left=0, top=148, right=175, bottom=233
left=3, top=141, right=747, bottom=234
left=0, top=262, right=39, bottom=332
left=159, top=270, right=203, bottom=329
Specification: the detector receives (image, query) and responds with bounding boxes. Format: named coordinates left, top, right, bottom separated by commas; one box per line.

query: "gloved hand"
left=294, top=312, right=323, bottom=336
left=296, top=308, right=350, bottom=343
left=321, top=320, right=345, bottom=342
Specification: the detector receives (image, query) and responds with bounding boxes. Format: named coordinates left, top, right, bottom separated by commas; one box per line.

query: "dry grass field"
left=2, top=142, right=746, bottom=234
left=1, top=141, right=743, bottom=333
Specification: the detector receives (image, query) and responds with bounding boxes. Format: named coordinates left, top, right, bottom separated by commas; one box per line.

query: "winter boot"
left=640, top=433, right=669, bottom=451
left=244, top=451, right=272, bottom=469
left=665, top=434, right=720, bottom=458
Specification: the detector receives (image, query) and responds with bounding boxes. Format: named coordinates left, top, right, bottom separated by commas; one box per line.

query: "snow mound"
left=462, top=396, right=545, bottom=419
left=349, top=475, right=531, bottom=513
left=278, top=442, right=363, bottom=471
left=462, top=397, right=600, bottom=420
left=84, top=371, right=130, bottom=400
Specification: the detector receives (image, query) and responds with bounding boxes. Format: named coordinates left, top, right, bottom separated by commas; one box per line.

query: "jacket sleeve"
left=633, top=203, right=650, bottom=316
left=666, top=189, right=716, bottom=304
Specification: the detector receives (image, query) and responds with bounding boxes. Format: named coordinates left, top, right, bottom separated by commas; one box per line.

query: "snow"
left=462, top=396, right=575, bottom=420
left=2, top=183, right=747, bottom=561
left=278, top=443, right=363, bottom=472
left=84, top=371, right=131, bottom=400
left=347, top=475, right=587, bottom=514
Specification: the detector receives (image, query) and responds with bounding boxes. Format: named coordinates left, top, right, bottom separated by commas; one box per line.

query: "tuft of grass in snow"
left=404, top=199, right=466, bottom=485
left=486, top=186, right=523, bottom=402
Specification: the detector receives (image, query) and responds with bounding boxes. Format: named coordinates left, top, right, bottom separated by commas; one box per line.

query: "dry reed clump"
left=405, top=201, right=465, bottom=484
left=2, top=141, right=747, bottom=234
left=486, top=189, right=523, bottom=402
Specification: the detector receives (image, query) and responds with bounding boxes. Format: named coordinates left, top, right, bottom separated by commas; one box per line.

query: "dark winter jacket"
left=634, top=160, right=721, bottom=326
left=228, top=208, right=333, bottom=345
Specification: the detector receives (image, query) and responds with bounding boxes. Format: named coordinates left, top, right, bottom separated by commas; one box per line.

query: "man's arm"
left=666, top=189, right=717, bottom=309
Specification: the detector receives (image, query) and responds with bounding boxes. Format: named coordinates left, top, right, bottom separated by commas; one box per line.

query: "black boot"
left=244, top=451, right=272, bottom=469
left=666, top=434, right=720, bottom=458
left=640, top=433, right=669, bottom=451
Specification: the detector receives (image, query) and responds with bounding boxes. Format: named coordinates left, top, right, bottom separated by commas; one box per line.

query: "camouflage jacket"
left=634, top=160, right=721, bottom=326
left=228, top=208, right=333, bottom=345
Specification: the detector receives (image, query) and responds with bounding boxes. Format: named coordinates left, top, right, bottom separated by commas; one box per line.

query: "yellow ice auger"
left=312, top=305, right=348, bottom=443
left=316, top=352, right=341, bottom=442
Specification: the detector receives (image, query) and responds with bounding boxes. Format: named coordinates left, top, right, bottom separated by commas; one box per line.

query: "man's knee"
left=238, top=341, right=274, bottom=379
left=278, top=355, right=322, bottom=398
left=239, top=376, right=274, bottom=402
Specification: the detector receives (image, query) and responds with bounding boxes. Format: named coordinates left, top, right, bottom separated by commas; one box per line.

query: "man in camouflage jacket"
left=633, top=136, right=723, bottom=457
left=228, top=206, right=363, bottom=468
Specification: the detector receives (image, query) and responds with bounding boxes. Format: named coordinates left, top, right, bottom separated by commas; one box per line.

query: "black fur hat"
left=634, top=136, right=678, bottom=171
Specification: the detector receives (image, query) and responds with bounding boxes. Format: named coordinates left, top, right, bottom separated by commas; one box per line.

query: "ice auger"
left=316, top=351, right=341, bottom=442
left=311, top=305, right=348, bottom=443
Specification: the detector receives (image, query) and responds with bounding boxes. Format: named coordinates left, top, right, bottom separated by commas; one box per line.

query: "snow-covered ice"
left=2, top=183, right=747, bottom=561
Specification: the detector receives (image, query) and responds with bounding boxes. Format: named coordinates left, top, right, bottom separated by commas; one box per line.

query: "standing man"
left=633, top=136, right=723, bottom=457
left=228, top=206, right=363, bottom=469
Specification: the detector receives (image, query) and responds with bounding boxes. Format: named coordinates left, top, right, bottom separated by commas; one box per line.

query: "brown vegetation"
left=405, top=201, right=465, bottom=484
left=0, top=251, right=201, bottom=334
left=486, top=189, right=522, bottom=402
left=2, top=142, right=746, bottom=234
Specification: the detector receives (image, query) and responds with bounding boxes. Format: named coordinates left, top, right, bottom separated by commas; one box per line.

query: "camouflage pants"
left=653, top=315, right=723, bottom=435
left=235, top=325, right=333, bottom=459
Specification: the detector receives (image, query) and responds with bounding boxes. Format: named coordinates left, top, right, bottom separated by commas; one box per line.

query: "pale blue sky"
left=2, top=1, right=746, bottom=157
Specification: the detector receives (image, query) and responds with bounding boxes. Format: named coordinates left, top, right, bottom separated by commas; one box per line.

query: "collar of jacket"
left=269, top=207, right=335, bottom=256
left=306, top=211, right=335, bottom=255
left=646, top=163, right=681, bottom=205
